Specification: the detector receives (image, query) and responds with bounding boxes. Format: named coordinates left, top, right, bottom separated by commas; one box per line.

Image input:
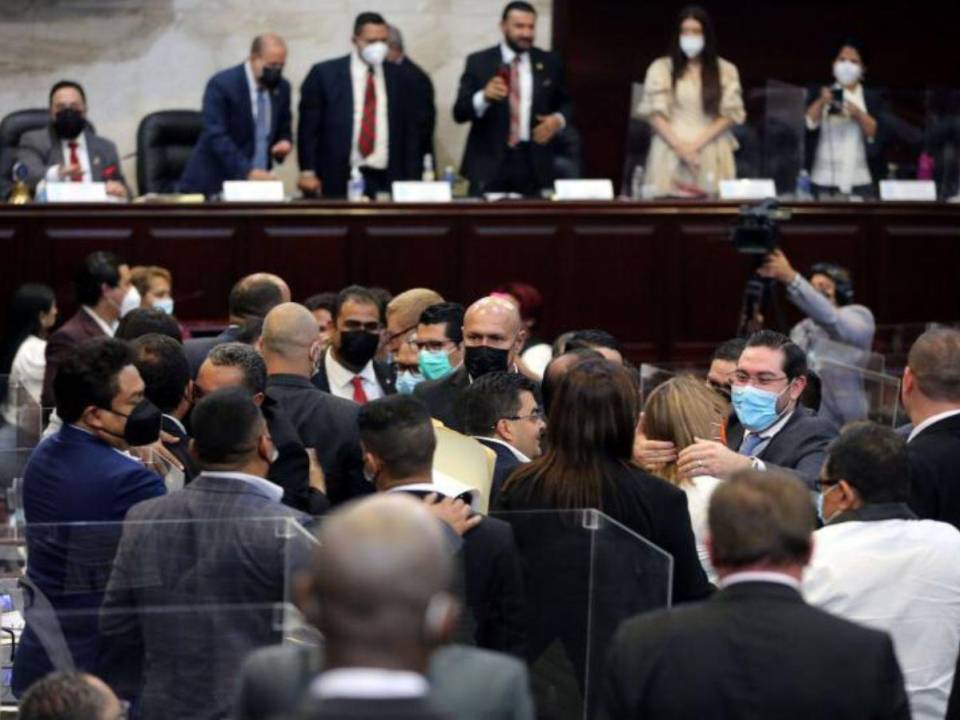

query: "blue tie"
left=739, top=433, right=764, bottom=457
left=253, top=89, right=269, bottom=170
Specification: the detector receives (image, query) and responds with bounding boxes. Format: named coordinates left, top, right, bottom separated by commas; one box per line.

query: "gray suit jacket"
left=17, top=124, right=129, bottom=193
left=235, top=642, right=534, bottom=720
left=97, top=473, right=312, bottom=720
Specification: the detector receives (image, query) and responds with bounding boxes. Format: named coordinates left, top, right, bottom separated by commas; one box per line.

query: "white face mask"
left=119, top=286, right=141, bottom=318
left=833, top=60, right=861, bottom=87
left=360, top=41, right=388, bottom=66
left=679, top=34, right=705, bottom=59
left=153, top=297, right=174, bottom=315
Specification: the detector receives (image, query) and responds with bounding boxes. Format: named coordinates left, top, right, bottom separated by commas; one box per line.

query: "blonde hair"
left=642, top=375, right=725, bottom=485
left=385, top=288, right=444, bottom=328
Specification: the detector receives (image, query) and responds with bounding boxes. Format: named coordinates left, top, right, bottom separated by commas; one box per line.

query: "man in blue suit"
left=13, top=337, right=166, bottom=696
left=179, top=33, right=293, bottom=197
left=297, top=12, right=421, bottom=199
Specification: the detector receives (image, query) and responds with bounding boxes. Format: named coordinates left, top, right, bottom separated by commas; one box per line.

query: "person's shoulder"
left=646, top=56, right=673, bottom=73
left=620, top=463, right=687, bottom=500
left=466, top=513, right=514, bottom=544
left=431, top=643, right=526, bottom=680
left=717, top=56, right=740, bottom=75
left=787, top=407, right=838, bottom=435
left=210, top=63, right=245, bottom=86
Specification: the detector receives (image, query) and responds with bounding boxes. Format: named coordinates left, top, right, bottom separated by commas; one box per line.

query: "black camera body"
left=730, top=199, right=790, bottom=255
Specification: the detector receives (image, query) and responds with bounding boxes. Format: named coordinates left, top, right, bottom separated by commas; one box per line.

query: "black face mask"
left=708, top=381, right=732, bottom=402
left=259, top=66, right=283, bottom=91
left=54, top=108, right=86, bottom=140
left=464, top=346, right=510, bottom=379
left=100, top=399, right=163, bottom=447
left=338, top=331, right=381, bottom=369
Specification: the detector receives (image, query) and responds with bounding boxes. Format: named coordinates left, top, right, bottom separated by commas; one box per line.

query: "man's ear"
left=788, top=374, right=807, bottom=402
left=495, top=417, right=514, bottom=444
left=81, top=404, right=105, bottom=429
left=836, top=479, right=860, bottom=510
left=252, top=392, right=265, bottom=407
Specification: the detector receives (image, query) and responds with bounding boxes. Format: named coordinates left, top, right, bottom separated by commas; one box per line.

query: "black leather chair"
left=136, top=110, right=203, bottom=195
left=0, top=108, right=49, bottom=198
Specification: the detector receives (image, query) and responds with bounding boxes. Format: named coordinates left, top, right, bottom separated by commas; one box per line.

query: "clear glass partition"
left=925, top=88, right=960, bottom=200
left=807, top=337, right=901, bottom=427
left=489, top=509, right=672, bottom=720
left=638, top=364, right=675, bottom=406
left=621, top=83, right=652, bottom=198
left=762, top=80, right=808, bottom=197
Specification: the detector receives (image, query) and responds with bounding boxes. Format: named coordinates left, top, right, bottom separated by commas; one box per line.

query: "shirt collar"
left=474, top=436, right=530, bottom=463
left=310, top=668, right=428, bottom=700
left=82, top=305, right=116, bottom=337
left=827, top=502, right=918, bottom=526
left=325, top=349, right=377, bottom=393
left=162, top=414, right=186, bottom=436
left=746, top=408, right=795, bottom=440
left=908, top=409, right=960, bottom=443
left=244, top=60, right=260, bottom=94
left=201, top=470, right=283, bottom=503
left=499, top=41, right=527, bottom=65
left=388, top=472, right=481, bottom=513
left=718, top=570, right=801, bottom=591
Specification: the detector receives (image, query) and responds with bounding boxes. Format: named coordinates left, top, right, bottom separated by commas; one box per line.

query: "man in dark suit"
left=360, top=395, right=526, bottom=657
left=673, top=330, right=837, bottom=489
left=313, top=285, right=395, bottom=401
left=461, top=372, right=544, bottom=505
left=195, top=342, right=320, bottom=514
left=183, top=271, right=287, bottom=378
left=293, top=495, right=458, bottom=719
left=42, top=251, right=131, bottom=409
left=901, top=328, right=960, bottom=530
left=297, top=12, right=420, bottom=198
left=98, top=388, right=310, bottom=720
left=453, top=1, right=572, bottom=197
left=387, top=24, right=436, bottom=166
left=261, top=302, right=366, bottom=507
left=17, top=80, right=129, bottom=198
left=13, top=338, right=166, bottom=696
left=130, top=333, right=199, bottom=487
left=601, top=469, right=909, bottom=720
left=179, top=33, right=293, bottom=197
left=415, top=296, right=526, bottom=432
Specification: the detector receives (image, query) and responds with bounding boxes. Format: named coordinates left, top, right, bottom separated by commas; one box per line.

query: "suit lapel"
left=237, top=64, right=254, bottom=139
left=85, top=129, right=104, bottom=180
left=47, top=125, right=64, bottom=166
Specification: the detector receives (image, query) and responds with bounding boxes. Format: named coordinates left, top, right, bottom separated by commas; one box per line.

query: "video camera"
left=730, top=199, right=792, bottom=255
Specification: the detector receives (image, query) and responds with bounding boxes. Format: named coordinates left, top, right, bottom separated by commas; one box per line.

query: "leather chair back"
left=136, top=109, right=203, bottom=194
left=0, top=108, right=49, bottom=197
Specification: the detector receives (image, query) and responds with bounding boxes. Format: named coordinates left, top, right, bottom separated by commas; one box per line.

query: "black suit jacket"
left=311, top=348, right=396, bottom=399
left=297, top=55, right=420, bottom=197
left=453, top=45, right=573, bottom=195
left=475, top=437, right=523, bottom=507
left=266, top=374, right=367, bottom=507
left=183, top=325, right=243, bottom=379
left=179, top=63, right=293, bottom=196
left=601, top=581, right=909, bottom=720
left=160, top=415, right=198, bottom=484
left=398, top=56, right=436, bottom=164
left=413, top=367, right=470, bottom=432
left=298, top=695, right=449, bottom=720
left=42, top=308, right=107, bottom=407
left=726, top=406, right=837, bottom=489
left=260, top=395, right=319, bottom=515
left=907, top=413, right=960, bottom=531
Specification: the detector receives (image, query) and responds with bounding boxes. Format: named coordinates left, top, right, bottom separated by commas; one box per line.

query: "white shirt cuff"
left=751, top=457, right=766, bottom=471
left=473, top=90, right=490, bottom=118
left=553, top=112, right=567, bottom=130
left=45, top=164, right=61, bottom=181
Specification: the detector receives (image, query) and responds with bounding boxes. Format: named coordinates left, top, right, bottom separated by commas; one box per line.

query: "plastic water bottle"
left=422, top=154, right=436, bottom=182
left=347, top=166, right=365, bottom=201
left=442, top=165, right=456, bottom=187
left=630, top=165, right=645, bottom=199
left=796, top=169, right=813, bottom=201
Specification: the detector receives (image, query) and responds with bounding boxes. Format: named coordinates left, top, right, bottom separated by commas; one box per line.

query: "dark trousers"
left=360, top=167, right=391, bottom=199
left=486, top=143, right=541, bottom=197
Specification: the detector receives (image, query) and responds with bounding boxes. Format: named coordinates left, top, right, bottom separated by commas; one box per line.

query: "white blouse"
left=3, top=335, right=46, bottom=426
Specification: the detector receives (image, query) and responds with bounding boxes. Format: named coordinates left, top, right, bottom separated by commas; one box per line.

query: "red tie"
left=351, top=376, right=368, bottom=404
left=508, top=57, right=521, bottom=147
left=358, top=66, right=376, bottom=158
left=68, top=141, right=81, bottom=182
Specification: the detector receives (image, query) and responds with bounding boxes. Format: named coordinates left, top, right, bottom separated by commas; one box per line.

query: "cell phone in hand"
left=828, top=87, right=844, bottom=114
left=496, top=64, right=511, bottom=91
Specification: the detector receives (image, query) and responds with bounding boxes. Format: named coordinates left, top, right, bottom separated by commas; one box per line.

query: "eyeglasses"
left=731, top=370, right=789, bottom=389
left=815, top=477, right=840, bottom=493
left=383, top=324, right=416, bottom=344
left=414, top=339, right=455, bottom=353
left=342, top=320, right=382, bottom=333
left=504, top=408, right=545, bottom=423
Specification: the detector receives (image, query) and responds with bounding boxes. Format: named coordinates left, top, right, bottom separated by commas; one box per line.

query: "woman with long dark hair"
left=637, top=5, right=745, bottom=197
left=1, top=284, right=57, bottom=425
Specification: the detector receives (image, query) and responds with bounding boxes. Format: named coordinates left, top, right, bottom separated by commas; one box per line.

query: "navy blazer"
left=297, top=55, right=420, bottom=198
left=475, top=437, right=523, bottom=507
left=12, top=425, right=166, bottom=695
left=179, top=63, right=292, bottom=196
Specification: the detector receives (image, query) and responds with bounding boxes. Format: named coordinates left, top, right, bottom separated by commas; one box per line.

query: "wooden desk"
left=1, top=200, right=957, bottom=362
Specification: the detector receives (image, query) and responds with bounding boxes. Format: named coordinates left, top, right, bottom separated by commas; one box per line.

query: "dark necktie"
left=358, top=66, right=376, bottom=158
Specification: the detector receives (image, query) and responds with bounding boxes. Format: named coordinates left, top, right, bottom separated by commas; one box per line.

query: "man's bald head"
left=462, top=296, right=525, bottom=369
left=260, top=302, right=321, bottom=377
left=465, top=296, right=523, bottom=334
left=251, top=32, right=287, bottom=55
left=299, top=495, right=456, bottom=669
left=246, top=272, right=291, bottom=302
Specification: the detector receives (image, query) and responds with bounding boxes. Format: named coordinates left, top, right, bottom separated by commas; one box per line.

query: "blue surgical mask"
left=153, top=297, right=174, bottom=315
left=419, top=349, right=455, bottom=381
left=396, top=369, right=425, bottom=395
left=816, top=484, right=839, bottom=524
left=731, top=383, right=789, bottom=432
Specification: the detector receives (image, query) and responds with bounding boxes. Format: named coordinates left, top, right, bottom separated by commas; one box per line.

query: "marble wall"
left=0, top=0, right=553, bottom=194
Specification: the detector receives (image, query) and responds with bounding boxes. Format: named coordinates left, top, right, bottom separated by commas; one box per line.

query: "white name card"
left=222, top=180, right=284, bottom=202
left=391, top=181, right=452, bottom=203
left=718, top=179, right=777, bottom=200
left=879, top=180, right=936, bottom=202
left=554, top=179, right=615, bottom=200
left=45, top=182, right=108, bottom=202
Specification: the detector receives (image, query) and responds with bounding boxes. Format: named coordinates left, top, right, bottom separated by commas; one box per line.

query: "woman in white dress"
left=1, top=284, right=58, bottom=427
left=642, top=375, right=727, bottom=582
left=638, top=5, right=746, bottom=197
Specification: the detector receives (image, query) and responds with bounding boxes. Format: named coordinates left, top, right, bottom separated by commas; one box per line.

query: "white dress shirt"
left=681, top=475, right=722, bottom=583
left=243, top=60, right=272, bottom=136
left=82, top=305, right=116, bottom=336
left=808, top=83, right=872, bottom=192
left=718, top=570, right=801, bottom=591
left=324, top=350, right=384, bottom=403
left=350, top=52, right=389, bottom=170
left=311, top=668, right=428, bottom=700
left=45, top=131, right=92, bottom=182
left=201, top=470, right=283, bottom=503
left=473, top=42, right=534, bottom=142
left=473, top=436, right=530, bottom=463
left=804, top=517, right=960, bottom=720
left=908, top=409, right=960, bottom=444
left=2, top=335, right=46, bottom=426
